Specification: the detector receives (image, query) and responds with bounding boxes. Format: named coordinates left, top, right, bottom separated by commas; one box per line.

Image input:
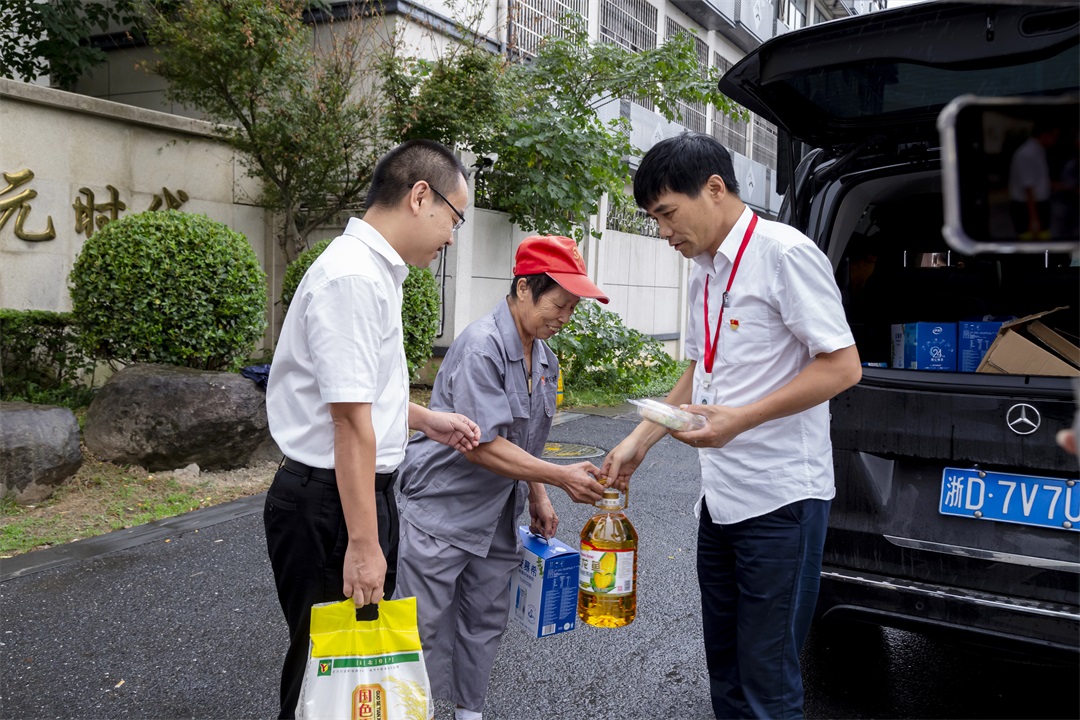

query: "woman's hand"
left=556, top=462, right=606, bottom=504
left=528, top=487, right=559, bottom=539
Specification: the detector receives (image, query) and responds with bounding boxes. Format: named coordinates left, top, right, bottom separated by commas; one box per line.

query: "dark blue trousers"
left=697, top=497, right=830, bottom=719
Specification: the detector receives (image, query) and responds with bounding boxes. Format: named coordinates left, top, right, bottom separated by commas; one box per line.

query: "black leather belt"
left=282, top=457, right=397, bottom=492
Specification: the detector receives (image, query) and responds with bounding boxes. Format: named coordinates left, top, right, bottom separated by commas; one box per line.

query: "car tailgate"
left=828, top=370, right=1079, bottom=605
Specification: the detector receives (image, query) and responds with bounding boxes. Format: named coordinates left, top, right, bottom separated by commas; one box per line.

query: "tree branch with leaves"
left=142, top=0, right=389, bottom=260
left=382, top=15, right=745, bottom=239
left=0, top=0, right=137, bottom=90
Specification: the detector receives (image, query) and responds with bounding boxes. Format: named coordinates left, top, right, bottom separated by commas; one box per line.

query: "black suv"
left=719, top=1, right=1079, bottom=651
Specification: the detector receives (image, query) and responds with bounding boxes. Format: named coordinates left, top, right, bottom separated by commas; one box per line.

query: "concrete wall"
left=0, top=78, right=686, bottom=364
left=0, top=79, right=283, bottom=342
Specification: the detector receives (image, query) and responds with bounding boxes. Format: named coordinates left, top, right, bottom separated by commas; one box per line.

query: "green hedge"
left=281, top=238, right=441, bottom=382
left=0, top=309, right=96, bottom=407
left=69, top=210, right=267, bottom=372
left=548, top=300, right=683, bottom=397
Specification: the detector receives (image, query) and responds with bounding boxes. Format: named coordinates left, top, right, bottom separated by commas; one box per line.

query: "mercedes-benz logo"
left=1006, top=403, right=1041, bottom=435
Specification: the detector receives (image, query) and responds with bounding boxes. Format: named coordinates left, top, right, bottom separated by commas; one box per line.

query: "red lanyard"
left=703, top=214, right=757, bottom=374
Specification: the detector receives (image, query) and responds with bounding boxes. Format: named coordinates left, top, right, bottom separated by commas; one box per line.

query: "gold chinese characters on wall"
left=1, top=169, right=189, bottom=242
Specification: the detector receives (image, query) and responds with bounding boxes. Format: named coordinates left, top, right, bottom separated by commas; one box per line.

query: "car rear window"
left=780, top=43, right=1079, bottom=122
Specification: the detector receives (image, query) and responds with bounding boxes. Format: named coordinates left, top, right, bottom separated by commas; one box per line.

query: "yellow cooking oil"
left=578, top=487, right=638, bottom=628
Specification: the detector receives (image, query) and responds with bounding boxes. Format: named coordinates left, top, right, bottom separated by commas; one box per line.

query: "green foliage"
left=548, top=301, right=683, bottom=398
left=281, top=239, right=332, bottom=314
left=280, top=239, right=441, bottom=382
left=381, top=44, right=510, bottom=151
left=142, top=0, right=387, bottom=259
left=401, top=267, right=441, bottom=383
left=69, top=210, right=267, bottom=371
left=382, top=17, right=743, bottom=239
left=0, top=309, right=96, bottom=408
left=0, top=0, right=136, bottom=89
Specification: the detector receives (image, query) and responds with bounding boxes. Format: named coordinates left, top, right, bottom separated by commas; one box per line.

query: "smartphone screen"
left=939, top=94, right=1079, bottom=255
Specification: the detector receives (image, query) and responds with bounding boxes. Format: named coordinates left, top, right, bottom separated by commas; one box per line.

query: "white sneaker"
left=454, top=708, right=482, bottom=720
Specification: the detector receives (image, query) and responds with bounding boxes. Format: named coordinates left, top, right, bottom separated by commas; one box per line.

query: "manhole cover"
left=542, top=442, right=605, bottom=459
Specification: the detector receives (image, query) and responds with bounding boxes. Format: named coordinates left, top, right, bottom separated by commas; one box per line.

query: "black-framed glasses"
left=416, top=182, right=466, bottom=231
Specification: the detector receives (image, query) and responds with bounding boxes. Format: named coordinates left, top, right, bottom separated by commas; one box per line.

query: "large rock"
left=83, top=364, right=276, bottom=472
left=0, top=402, right=83, bottom=504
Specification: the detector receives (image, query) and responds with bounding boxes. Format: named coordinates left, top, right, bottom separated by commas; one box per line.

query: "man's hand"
left=528, top=488, right=559, bottom=539
left=342, top=539, right=387, bottom=607
left=671, top=403, right=752, bottom=449
left=1057, top=429, right=1077, bottom=456
left=601, top=439, right=648, bottom=491
left=418, top=408, right=481, bottom=453
left=557, top=462, right=606, bottom=504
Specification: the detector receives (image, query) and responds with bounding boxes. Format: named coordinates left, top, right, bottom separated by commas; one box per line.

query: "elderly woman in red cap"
left=395, top=235, right=610, bottom=720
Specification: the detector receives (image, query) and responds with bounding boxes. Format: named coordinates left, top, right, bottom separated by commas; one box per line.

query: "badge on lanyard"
left=696, top=381, right=716, bottom=406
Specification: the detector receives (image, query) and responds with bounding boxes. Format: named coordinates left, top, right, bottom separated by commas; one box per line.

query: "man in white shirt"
left=603, top=133, right=862, bottom=719
left=1008, top=123, right=1059, bottom=239
left=264, top=139, right=482, bottom=720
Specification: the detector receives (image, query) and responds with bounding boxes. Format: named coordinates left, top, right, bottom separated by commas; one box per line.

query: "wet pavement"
left=1, top=411, right=1076, bottom=719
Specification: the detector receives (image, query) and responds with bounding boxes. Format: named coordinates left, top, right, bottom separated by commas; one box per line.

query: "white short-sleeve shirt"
left=1008, top=137, right=1051, bottom=203
left=686, top=206, right=855, bottom=524
left=266, top=218, right=410, bottom=473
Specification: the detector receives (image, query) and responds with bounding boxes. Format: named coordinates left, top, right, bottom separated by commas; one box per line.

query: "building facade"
left=74, top=0, right=885, bottom=221
left=4, top=0, right=886, bottom=358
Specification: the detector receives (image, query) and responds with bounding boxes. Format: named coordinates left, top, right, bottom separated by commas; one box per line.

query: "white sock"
left=454, top=708, right=482, bottom=720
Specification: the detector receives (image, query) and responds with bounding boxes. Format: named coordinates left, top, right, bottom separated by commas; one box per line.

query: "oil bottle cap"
left=596, top=488, right=625, bottom=510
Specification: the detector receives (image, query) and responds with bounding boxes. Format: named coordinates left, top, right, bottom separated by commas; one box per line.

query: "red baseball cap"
left=512, top=235, right=609, bottom=303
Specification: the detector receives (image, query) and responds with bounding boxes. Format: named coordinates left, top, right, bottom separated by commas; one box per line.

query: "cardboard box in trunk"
left=976, top=308, right=1080, bottom=377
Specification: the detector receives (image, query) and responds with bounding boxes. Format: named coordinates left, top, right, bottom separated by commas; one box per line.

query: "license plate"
left=940, top=467, right=1080, bottom=532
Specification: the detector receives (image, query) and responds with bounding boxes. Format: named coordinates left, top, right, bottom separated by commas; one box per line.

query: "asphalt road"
left=1, top=411, right=1076, bottom=719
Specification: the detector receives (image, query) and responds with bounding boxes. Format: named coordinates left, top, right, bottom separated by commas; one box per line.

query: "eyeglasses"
left=416, top=182, right=466, bottom=231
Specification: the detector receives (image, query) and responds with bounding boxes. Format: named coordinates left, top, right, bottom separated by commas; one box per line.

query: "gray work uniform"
left=396, top=298, right=558, bottom=712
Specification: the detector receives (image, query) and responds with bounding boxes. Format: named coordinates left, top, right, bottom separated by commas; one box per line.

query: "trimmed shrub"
left=401, top=265, right=441, bottom=383
left=0, top=309, right=96, bottom=407
left=548, top=300, right=682, bottom=397
left=281, top=238, right=441, bottom=382
left=69, top=210, right=267, bottom=372
left=281, top=239, right=331, bottom=315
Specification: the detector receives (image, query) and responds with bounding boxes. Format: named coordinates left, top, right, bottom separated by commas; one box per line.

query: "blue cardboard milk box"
left=958, top=321, right=1004, bottom=372
left=903, top=322, right=957, bottom=371
left=510, top=527, right=578, bottom=638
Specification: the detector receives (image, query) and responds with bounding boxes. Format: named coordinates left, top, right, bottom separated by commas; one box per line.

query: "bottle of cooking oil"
left=578, top=487, right=638, bottom=628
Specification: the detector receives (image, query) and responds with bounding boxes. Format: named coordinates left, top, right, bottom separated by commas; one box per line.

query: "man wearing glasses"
left=425, top=181, right=467, bottom=232
left=264, top=139, right=482, bottom=719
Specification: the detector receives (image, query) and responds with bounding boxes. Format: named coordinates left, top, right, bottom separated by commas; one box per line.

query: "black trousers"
left=1010, top=199, right=1051, bottom=236
left=263, top=459, right=399, bottom=719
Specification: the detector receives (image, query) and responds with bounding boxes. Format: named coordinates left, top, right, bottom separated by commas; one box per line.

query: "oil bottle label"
left=579, top=546, right=634, bottom=596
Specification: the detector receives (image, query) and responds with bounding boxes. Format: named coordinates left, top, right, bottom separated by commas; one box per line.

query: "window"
left=665, top=18, right=708, bottom=133
left=600, top=0, right=658, bottom=109
left=777, top=0, right=807, bottom=29
left=712, top=54, right=748, bottom=156
left=509, top=0, right=589, bottom=58
left=751, top=115, right=778, bottom=169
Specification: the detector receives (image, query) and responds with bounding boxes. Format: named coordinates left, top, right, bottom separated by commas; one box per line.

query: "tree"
left=382, top=17, right=744, bottom=238
left=142, top=0, right=389, bottom=260
left=0, top=0, right=135, bottom=90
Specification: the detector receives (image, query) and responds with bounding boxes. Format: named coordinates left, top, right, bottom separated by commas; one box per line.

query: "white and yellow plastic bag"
left=296, top=597, right=433, bottom=720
